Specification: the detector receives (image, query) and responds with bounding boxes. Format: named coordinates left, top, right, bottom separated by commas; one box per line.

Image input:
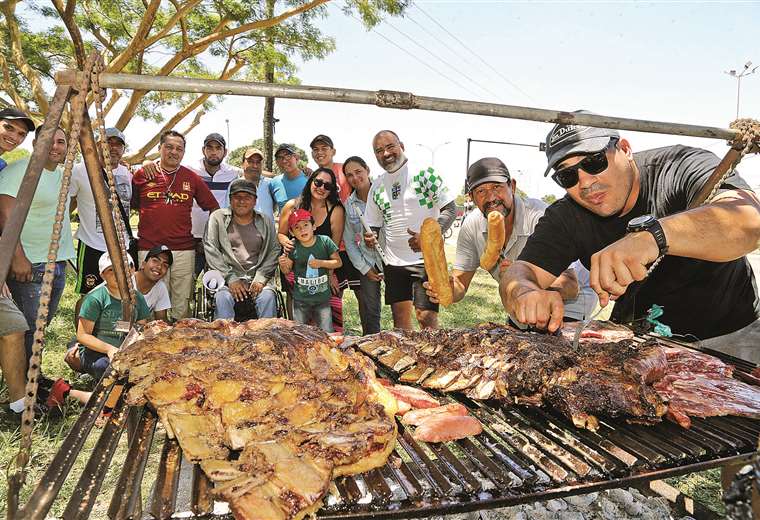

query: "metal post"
left=78, top=112, right=133, bottom=323
left=0, top=85, right=72, bottom=286
left=736, top=76, right=741, bottom=119
left=55, top=71, right=740, bottom=141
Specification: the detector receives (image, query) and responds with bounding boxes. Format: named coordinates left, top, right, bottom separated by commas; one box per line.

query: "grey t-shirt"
left=227, top=220, right=262, bottom=271
left=455, top=196, right=597, bottom=320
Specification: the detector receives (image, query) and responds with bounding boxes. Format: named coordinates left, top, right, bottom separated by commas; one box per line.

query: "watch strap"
left=645, top=220, right=668, bottom=256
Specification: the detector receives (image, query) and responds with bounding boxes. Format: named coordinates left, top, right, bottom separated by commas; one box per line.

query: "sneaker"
left=46, top=379, right=71, bottom=409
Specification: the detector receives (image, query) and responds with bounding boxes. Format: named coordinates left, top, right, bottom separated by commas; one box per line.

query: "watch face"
left=628, top=214, right=654, bottom=228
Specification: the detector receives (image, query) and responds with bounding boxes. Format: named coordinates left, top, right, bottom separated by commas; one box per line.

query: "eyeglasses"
left=275, top=153, right=293, bottom=161
left=312, top=178, right=334, bottom=191
left=551, top=137, right=619, bottom=189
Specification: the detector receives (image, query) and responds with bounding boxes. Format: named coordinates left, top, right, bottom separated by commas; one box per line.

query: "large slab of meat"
left=354, top=323, right=760, bottom=431
left=112, top=318, right=397, bottom=520
left=354, top=323, right=668, bottom=431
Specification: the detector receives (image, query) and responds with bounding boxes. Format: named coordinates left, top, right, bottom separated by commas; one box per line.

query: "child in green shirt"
left=77, top=253, right=151, bottom=380
left=278, top=209, right=341, bottom=332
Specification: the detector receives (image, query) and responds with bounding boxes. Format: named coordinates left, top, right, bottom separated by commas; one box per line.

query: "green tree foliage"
left=1, top=0, right=411, bottom=162
left=1, top=148, right=30, bottom=164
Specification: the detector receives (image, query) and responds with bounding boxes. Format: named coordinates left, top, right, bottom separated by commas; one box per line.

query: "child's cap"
left=99, top=252, right=135, bottom=274
left=288, top=208, right=313, bottom=229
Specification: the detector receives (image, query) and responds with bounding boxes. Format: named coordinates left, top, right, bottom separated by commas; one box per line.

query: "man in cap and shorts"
left=501, top=112, right=760, bottom=363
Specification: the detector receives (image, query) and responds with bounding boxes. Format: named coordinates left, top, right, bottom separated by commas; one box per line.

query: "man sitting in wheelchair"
left=203, top=179, right=280, bottom=320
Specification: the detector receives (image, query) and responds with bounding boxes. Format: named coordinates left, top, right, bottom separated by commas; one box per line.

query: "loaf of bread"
left=480, top=211, right=505, bottom=271
left=420, top=218, right=453, bottom=306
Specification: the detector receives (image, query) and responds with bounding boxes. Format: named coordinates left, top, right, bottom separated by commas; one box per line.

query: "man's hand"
left=228, top=280, right=250, bottom=302
left=280, top=237, right=295, bottom=255
left=422, top=276, right=454, bottom=304
left=278, top=254, right=293, bottom=273
left=308, top=257, right=322, bottom=269
left=407, top=228, right=421, bottom=252
left=498, top=258, right=512, bottom=274
left=510, top=287, right=565, bottom=332
left=590, top=232, right=658, bottom=307
left=11, top=253, right=32, bottom=282
left=363, top=231, right=378, bottom=249
left=107, top=346, right=119, bottom=360
left=366, top=268, right=383, bottom=282
left=142, top=160, right=159, bottom=181
left=1, top=283, right=11, bottom=298
left=249, top=281, right=264, bottom=297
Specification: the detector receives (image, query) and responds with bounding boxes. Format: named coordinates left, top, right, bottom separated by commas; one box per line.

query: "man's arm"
left=550, top=267, right=579, bottom=300
left=202, top=214, right=235, bottom=283
left=194, top=174, right=220, bottom=212
left=424, top=269, right=476, bottom=304
left=500, top=260, right=565, bottom=332
left=591, top=188, right=760, bottom=306
left=0, top=194, right=32, bottom=281
left=437, top=200, right=457, bottom=233
left=77, top=318, right=119, bottom=358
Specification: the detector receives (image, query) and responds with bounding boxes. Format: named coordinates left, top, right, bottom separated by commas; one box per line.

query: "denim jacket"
left=343, top=191, right=383, bottom=275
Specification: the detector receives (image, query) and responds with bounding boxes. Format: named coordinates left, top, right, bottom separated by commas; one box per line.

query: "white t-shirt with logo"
left=364, top=161, right=455, bottom=266
left=141, top=278, right=171, bottom=313
left=188, top=160, right=241, bottom=238
left=69, top=163, right=132, bottom=251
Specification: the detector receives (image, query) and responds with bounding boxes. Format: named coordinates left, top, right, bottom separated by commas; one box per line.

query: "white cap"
left=98, top=252, right=134, bottom=274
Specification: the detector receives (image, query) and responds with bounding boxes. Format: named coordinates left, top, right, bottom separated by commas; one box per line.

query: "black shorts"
left=384, top=263, right=438, bottom=312
left=336, top=250, right=362, bottom=291
left=75, top=241, right=104, bottom=294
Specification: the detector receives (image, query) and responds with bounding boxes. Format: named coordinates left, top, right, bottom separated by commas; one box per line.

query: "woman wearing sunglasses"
left=278, top=167, right=346, bottom=332
left=501, top=116, right=760, bottom=363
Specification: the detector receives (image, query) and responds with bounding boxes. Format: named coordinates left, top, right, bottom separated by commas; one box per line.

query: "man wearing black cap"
left=204, top=179, right=279, bottom=319
left=310, top=134, right=350, bottom=203
left=424, top=157, right=596, bottom=320
left=501, top=115, right=760, bottom=361
left=271, top=144, right=307, bottom=210
left=0, top=108, right=35, bottom=171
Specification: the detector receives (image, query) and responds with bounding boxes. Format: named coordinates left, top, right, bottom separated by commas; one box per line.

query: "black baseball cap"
left=466, top=157, right=511, bottom=192
left=309, top=134, right=334, bottom=149
left=203, top=132, right=226, bottom=147
left=543, top=110, right=619, bottom=176
left=275, top=143, right=297, bottom=157
left=145, top=244, right=173, bottom=266
left=229, top=178, right=258, bottom=197
left=0, top=107, right=35, bottom=132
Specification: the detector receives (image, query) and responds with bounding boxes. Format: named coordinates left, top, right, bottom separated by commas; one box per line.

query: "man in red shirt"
left=132, top=130, right=219, bottom=320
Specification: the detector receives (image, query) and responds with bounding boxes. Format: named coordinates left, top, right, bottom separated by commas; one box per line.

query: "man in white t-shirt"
left=69, top=127, right=132, bottom=303
left=364, top=130, right=457, bottom=330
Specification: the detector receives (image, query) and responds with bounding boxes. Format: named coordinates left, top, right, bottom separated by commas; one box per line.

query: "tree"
left=541, top=193, right=557, bottom=205
left=1, top=0, right=410, bottom=163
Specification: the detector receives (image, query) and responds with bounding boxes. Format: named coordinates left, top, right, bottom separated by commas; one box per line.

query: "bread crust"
left=420, top=218, right=453, bottom=306
left=480, top=211, right=506, bottom=271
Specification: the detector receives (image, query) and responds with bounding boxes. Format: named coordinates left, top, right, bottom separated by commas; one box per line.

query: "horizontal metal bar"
left=468, top=138, right=540, bottom=148
left=55, top=71, right=738, bottom=140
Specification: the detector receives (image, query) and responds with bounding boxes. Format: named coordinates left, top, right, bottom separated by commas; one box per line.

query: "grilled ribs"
left=113, top=318, right=397, bottom=520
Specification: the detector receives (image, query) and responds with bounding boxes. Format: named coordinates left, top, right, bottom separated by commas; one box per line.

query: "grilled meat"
left=113, top=319, right=397, bottom=520
left=412, top=414, right=483, bottom=443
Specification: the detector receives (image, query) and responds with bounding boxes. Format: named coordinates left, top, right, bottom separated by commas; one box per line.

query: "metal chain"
left=703, top=118, right=760, bottom=205
left=7, top=52, right=96, bottom=504
left=90, top=55, right=136, bottom=309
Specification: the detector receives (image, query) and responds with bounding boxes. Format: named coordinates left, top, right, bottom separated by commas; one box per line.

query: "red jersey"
left=330, top=162, right=351, bottom=204
left=132, top=165, right=219, bottom=250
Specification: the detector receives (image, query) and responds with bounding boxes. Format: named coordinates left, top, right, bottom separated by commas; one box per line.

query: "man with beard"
left=227, top=148, right=279, bottom=222
left=501, top=117, right=760, bottom=363
left=132, top=130, right=219, bottom=320
left=364, top=130, right=457, bottom=330
left=310, top=134, right=350, bottom=203
left=424, top=157, right=596, bottom=321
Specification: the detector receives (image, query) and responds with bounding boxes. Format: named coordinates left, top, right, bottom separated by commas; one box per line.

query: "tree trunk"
left=262, top=0, right=276, bottom=172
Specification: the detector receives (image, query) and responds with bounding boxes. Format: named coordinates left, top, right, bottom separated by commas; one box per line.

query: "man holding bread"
left=424, top=157, right=596, bottom=321
left=364, top=130, right=457, bottom=330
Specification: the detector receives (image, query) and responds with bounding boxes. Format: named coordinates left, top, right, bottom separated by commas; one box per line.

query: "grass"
left=0, top=239, right=726, bottom=518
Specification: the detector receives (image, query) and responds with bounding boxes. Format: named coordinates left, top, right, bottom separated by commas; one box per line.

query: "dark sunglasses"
left=312, top=178, right=335, bottom=191
left=551, top=137, right=619, bottom=189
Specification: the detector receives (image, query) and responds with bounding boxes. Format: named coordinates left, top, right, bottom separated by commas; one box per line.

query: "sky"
left=22, top=1, right=760, bottom=198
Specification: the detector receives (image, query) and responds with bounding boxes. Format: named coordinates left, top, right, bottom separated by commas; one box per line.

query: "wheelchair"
left=193, top=271, right=288, bottom=322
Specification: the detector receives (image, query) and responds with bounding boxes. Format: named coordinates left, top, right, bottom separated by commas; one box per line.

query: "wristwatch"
left=627, top=214, right=668, bottom=256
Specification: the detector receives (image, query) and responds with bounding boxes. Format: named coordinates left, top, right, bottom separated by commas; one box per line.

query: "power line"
left=381, top=20, right=494, bottom=100
left=404, top=12, right=504, bottom=100
left=350, top=14, right=485, bottom=100
left=412, top=2, right=536, bottom=103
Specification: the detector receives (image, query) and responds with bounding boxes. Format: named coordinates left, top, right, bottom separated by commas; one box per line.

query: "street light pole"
left=416, top=140, right=452, bottom=168
left=725, top=61, right=758, bottom=119
left=225, top=118, right=230, bottom=147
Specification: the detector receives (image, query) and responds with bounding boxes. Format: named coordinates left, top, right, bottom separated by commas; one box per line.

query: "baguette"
left=420, top=218, right=453, bottom=306
left=480, top=211, right=506, bottom=271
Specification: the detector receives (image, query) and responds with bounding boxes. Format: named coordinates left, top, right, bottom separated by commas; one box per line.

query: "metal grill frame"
left=15, top=336, right=760, bottom=520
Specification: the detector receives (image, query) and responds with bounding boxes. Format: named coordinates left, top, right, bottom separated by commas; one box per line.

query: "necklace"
left=160, top=165, right=179, bottom=205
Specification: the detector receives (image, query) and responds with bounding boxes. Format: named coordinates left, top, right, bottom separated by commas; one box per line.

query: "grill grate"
left=15, top=337, right=760, bottom=520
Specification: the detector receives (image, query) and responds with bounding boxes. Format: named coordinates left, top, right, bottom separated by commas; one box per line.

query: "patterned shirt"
left=364, top=161, right=454, bottom=266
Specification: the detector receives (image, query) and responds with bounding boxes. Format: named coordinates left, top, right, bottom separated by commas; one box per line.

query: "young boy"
left=278, top=209, right=341, bottom=332
left=77, top=253, right=151, bottom=380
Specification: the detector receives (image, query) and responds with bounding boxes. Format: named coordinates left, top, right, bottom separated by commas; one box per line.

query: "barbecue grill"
left=13, top=334, right=760, bottom=520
